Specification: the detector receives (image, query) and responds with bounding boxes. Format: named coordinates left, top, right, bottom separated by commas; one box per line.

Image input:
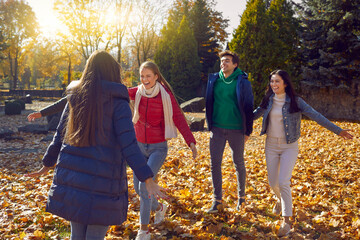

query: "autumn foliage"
left=0, top=105, right=359, bottom=239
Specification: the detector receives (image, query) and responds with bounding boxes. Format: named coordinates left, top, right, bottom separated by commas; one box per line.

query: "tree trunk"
left=137, top=47, right=141, bottom=68
left=67, top=56, right=71, bottom=85
left=14, top=56, right=18, bottom=89
left=117, top=46, right=122, bottom=64
left=26, top=70, right=30, bottom=89
left=8, top=52, right=14, bottom=89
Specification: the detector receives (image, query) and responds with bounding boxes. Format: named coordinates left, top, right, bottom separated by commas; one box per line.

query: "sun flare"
left=28, top=0, right=67, bottom=39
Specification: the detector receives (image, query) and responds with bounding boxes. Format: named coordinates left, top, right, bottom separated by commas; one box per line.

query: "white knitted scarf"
left=132, top=82, right=178, bottom=139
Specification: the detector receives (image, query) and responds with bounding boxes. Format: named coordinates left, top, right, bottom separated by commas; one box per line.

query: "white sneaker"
left=278, top=222, right=291, bottom=237
left=135, top=229, right=150, bottom=240
left=154, top=202, right=168, bottom=224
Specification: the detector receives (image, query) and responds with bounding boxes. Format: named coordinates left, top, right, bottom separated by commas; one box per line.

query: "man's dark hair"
left=219, top=50, right=239, bottom=66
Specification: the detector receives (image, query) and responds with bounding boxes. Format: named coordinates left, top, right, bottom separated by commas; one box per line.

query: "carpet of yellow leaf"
left=0, top=101, right=359, bottom=239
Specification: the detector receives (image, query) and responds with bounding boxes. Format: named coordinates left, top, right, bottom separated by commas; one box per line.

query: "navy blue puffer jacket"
left=41, top=80, right=153, bottom=226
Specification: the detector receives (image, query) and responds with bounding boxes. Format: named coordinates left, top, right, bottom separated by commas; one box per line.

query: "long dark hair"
left=65, top=50, right=122, bottom=147
left=259, top=70, right=300, bottom=113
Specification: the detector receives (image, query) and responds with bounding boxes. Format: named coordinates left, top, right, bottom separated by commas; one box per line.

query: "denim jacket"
left=253, top=94, right=342, bottom=144
left=205, top=71, right=254, bottom=136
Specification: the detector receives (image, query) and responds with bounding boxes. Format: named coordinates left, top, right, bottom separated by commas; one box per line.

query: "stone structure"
left=186, top=116, right=205, bottom=131
left=18, top=124, right=48, bottom=134
left=180, top=97, right=205, bottom=112
left=300, top=81, right=359, bottom=121
left=0, top=127, right=14, bottom=138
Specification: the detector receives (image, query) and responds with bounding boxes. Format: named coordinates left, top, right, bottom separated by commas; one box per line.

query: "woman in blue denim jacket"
left=253, top=70, right=353, bottom=237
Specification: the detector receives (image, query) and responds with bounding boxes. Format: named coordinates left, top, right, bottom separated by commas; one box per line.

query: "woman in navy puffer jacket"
left=25, top=50, right=165, bottom=240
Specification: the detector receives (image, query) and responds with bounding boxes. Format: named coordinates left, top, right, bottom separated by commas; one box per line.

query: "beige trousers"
left=265, top=137, right=299, bottom=216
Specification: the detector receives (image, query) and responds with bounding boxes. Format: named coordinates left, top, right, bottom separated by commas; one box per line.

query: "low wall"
left=0, top=89, right=65, bottom=98
left=299, top=81, right=359, bottom=121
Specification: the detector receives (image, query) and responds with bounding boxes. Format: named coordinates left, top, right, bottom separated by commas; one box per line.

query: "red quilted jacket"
left=128, top=86, right=196, bottom=146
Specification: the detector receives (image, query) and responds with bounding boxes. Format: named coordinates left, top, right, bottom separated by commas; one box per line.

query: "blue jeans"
left=209, top=127, right=246, bottom=201
left=70, top=221, right=108, bottom=240
left=133, top=141, right=168, bottom=225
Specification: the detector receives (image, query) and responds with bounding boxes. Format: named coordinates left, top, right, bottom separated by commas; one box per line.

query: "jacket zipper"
left=236, top=76, right=247, bottom=134
left=145, top=98, right=148, bottom=143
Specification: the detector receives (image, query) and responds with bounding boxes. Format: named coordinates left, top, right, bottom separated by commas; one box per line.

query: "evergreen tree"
left=299, top=0, right=360, bottom=86
left=155, top=1, right=201, bottom=101
left=229, top=0, right=273, bottom=106
left=229, top=0, right=299, bottom=106
left=154, top=0, right=190, bottom=82
left=268, top=0, right=300, bottom=77
left=155, top=0, right=229, bottom=99
left=189, top=0, right=218, bottom=82
left=170, top=16, right=201, bottom=101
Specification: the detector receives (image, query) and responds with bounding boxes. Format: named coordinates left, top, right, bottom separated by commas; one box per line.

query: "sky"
left=26, top=0, right=60, bottom=39
left=215, top=0, right=246, bottom=37
left=215, top=0, right=302, bottom=38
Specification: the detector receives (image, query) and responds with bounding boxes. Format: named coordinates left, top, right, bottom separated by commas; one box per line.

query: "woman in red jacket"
left=130, top=61, right=197, bottom=240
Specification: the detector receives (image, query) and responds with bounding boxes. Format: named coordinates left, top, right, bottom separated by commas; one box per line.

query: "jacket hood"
left=101, top=80, right=129, bottom=102
left=67, top=80, right=129, bottom=102
left=66, top=80, right=129, bottom=103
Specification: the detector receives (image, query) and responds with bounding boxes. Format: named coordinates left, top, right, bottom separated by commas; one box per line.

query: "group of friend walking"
left=26, top=50, right=354, bottom=239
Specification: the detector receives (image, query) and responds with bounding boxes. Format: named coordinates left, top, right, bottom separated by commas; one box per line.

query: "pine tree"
left=170, top=16, right=201, bottom=101
left=154, top=0, right=190, bottom=82
left=299, top=0, right=360, bottom=86
left=229, top=0, right=299, bottom=105
left=189, top=0, right=218, bottom=82
left=229, top=0, right=273, bottom=106
left=268, top=0, right=300, bottom=77
left=155, top=0, right=229, bottom=99
left=153, top=16, right=175, bottom=82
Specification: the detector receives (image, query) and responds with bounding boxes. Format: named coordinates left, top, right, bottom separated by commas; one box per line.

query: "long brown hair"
left=259, top=70, right=300, bottom=113
left=140, top=61, right=187, bottom=118
left=65, top=50, right=122, bottom=147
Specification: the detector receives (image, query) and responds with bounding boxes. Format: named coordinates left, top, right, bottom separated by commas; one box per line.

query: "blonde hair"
left=139, top=61, right=187, bottom=119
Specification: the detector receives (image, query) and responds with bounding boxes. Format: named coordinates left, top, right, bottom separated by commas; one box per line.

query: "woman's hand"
left=339, top=129, right=354, bottom=140
left=27, top=112, right=42, bottom=122
left=24, top=166, right=51, bottom=178
left=190, top=142, right=197, bottom=159
left=145, top=178, right=168, bottom=200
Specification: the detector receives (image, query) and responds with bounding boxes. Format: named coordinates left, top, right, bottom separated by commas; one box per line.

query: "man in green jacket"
left=205, top=50, right=254, bottom=213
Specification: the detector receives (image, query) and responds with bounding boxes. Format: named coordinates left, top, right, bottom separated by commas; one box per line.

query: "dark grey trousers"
left=209, top=126, right=246, bottom=201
